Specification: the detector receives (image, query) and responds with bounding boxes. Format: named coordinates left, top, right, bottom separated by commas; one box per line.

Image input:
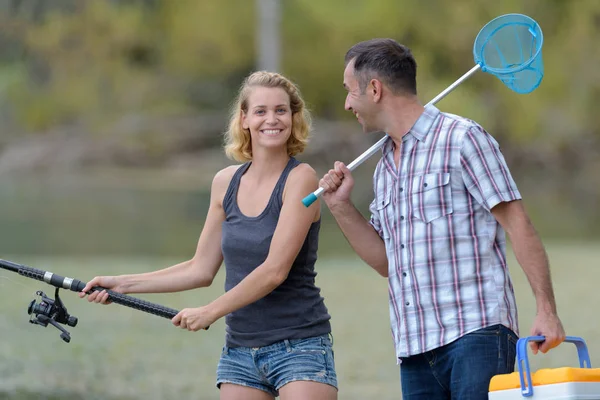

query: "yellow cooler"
left=489, top=336, right=600, bottom=399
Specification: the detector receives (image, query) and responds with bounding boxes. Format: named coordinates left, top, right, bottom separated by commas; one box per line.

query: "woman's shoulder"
left=283, top=161, right=319, bottom=197
left=211, top=164, right=244, bottom=194
left=288, top=161, right=318, bottom=183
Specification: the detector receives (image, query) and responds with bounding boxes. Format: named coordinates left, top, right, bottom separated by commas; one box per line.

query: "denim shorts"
left=216, top=333, right=338, bottom=397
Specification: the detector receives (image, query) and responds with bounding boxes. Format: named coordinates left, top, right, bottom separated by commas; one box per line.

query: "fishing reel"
left=27, top=288, right=78, bottom=343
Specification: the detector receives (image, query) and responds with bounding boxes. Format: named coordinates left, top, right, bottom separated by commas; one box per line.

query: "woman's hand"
left=172, top=306, right=216, bottom=331
left=78, top=276, right=127, bottom=304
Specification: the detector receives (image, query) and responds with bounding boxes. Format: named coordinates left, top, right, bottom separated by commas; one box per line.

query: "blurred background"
left=0, top=1, right=599, bottom=399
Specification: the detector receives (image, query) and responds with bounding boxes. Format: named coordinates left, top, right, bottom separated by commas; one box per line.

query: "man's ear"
left=369, top=79, right=383, bottom=103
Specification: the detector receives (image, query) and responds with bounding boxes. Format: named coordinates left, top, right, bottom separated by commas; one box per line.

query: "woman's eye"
left=255, top=110, right=265, bottom=115
left=277, top=108, right=287, bottom=113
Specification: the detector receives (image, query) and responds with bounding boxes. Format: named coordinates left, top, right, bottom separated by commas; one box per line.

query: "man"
left=318, top=38, right=565, bottom=399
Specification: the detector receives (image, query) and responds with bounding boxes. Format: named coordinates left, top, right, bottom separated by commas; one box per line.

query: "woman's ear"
left=241, top=111, right=249, bottom=130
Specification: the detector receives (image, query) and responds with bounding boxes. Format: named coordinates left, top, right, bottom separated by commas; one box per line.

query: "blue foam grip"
left=302, top=193, right=317, bottom=207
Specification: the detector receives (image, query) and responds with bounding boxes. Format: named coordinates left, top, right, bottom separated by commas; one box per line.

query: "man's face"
left=343, top=62, right=379, bottom=133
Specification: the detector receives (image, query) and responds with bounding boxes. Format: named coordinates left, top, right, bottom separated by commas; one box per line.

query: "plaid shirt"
left=368, top=104, right=521, bottom=359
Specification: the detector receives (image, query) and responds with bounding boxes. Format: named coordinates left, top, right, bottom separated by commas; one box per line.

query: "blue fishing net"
left=473, top=14, right=544, bottom=94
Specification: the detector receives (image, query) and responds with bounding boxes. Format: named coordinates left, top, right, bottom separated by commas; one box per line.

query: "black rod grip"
left=0, top=259, right=180, bottom=320
left=88, top=286, right=179, bottom=319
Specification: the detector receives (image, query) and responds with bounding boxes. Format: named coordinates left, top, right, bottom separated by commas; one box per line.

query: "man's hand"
left=320, top=161, right=354, bottom=207
left=529, top=312, right=566, bottom=354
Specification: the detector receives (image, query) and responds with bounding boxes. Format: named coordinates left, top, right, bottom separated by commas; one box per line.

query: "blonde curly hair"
left=224, top=71, right=312, bottom=162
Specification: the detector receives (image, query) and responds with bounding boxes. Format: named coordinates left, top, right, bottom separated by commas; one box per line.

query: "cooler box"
left=489, top=336, right=600, bottom=399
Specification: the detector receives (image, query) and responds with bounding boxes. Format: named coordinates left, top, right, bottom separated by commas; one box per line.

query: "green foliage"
left=1, top=0, right=599, bottom=144
left=3, top=0, right=255, bottom=130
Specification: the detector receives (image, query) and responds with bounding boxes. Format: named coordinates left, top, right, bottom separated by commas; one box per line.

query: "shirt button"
left=400, top=187, right=404, bottom=192
left=402, top=272, right=407, bottom=277
left=424, top=183, right=428, bottom=187
left=405, top=302, right=410, bottom=306
left=401, top=244, right=405, bottom=249
left=400, top=216, right=405, bottom=221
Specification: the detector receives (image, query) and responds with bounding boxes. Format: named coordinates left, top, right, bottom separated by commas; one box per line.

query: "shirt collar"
left=382, top=104, right=441, bottom=154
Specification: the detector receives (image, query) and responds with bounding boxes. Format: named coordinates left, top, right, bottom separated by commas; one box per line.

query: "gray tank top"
left=221, top=157, right=331, bottom=348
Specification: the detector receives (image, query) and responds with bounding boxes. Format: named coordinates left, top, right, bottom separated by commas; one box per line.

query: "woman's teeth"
left=262, top=129, right=281, bottom=136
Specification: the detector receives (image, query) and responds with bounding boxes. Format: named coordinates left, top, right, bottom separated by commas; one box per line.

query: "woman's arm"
left=172, top=164, right=320, bottom=330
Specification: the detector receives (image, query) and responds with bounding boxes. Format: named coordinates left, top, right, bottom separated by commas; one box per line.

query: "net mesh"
left=473, top=14, right=544, bottom=94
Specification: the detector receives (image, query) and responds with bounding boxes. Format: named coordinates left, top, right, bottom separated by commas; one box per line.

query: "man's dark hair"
left=345, top=38, right=417, bottom=95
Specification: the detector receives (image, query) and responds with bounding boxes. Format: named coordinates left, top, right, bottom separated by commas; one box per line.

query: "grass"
left=1, top=240, right=599, bottom=399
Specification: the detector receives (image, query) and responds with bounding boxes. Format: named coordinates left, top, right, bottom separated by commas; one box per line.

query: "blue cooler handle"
left=517, top=335, right=592, bottom=397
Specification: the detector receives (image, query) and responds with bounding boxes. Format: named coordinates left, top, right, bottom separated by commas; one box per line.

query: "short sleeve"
left=368, top=197, right=384, bottom=237
left=460, top=126, right=522, bottom=211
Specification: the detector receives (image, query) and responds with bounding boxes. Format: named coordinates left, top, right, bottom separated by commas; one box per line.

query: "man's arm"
left=459, top=125, right=565, bottom=354
left=327, top=200, right=389, bottom=277
left=320, top=161, right=388, bottom=277
left=492, top=200, right=565, bottom=353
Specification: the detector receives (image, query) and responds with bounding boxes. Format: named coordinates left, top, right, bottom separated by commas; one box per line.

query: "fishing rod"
left=0, top=258, right=180, bottom=343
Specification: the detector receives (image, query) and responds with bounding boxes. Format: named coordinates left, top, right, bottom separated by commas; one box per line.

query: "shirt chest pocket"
left=409, top=172, right=453, bottom=223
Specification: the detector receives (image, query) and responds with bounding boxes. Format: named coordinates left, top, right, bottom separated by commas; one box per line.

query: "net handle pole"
left=302, top=63, right=482, bottom=207
left=428, top=64, right=481, bottom=105
left=352, top=64, right=481, bottom=167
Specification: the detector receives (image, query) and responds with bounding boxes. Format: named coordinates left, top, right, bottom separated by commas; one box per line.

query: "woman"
left=79, top=71, right=338, bottom=400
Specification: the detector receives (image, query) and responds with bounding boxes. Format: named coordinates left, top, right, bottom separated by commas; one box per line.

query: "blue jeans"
left=399, top=324, right=518, bottom=400
left=216, top=334, right=338, bottom=397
